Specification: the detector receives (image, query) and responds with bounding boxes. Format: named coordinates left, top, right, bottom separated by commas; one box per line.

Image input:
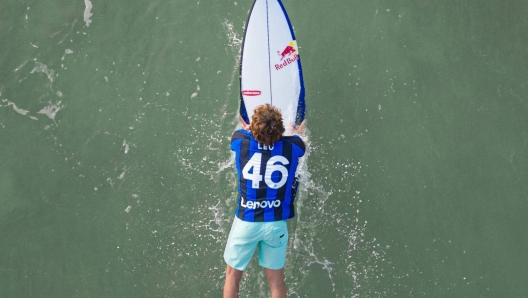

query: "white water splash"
left=61, top=49, right=74, bottom=61
left=222, top=19, right=243, bottom=91
left=30, top=61, right=55, bottom=88
left=3, top=100, right=36, bottom=120
left=37, top=101, right=62, bottom=123
left=190, top=83, right=200, bottom=99
left=84, top=0, right=93, bottom=27
left=6, top=101, right=30, bottom=116
left=14, top=59, right=29, bottom=72
left=223, top=19, right=242, bottom=56
left=123, top=140, right=130, bottom=154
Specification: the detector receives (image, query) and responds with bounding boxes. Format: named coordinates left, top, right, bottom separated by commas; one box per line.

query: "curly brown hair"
left=248, top=104, right=285, bottom=146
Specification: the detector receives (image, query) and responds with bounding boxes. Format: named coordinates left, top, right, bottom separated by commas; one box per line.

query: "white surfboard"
left=239, top=0, right=305, bottom=127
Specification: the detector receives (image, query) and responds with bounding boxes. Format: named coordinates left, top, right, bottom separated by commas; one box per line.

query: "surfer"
left=224, top=104, right=306, bottom=298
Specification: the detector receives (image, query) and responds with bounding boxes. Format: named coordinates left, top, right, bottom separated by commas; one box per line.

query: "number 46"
left=242, top=153, right=289, bottom=189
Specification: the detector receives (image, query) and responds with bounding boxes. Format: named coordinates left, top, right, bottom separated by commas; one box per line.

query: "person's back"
left=230, top=129, right=305, bottom=222
left=224, top=104, right=306, bottom=298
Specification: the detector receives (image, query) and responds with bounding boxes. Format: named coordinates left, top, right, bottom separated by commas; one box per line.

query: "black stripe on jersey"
left=282, top=136, right=306, bottom=153
left=231, top=131, right=247, bottom=144
left=254, top=147, right=271, bottom=222
left=238, top=136, right=251, bottom=221
left=275, top=140, right=292, bottom=221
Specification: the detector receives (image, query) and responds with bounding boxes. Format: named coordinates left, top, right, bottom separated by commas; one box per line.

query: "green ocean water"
left=1, top=0, right=527, bottom=297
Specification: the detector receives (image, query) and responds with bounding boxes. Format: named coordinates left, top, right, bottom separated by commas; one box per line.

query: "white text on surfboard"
left=275, top=54, right=299, bottom=71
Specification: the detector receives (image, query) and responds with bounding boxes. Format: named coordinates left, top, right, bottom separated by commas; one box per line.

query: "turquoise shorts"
left=224, top=216, right=288, bottom=271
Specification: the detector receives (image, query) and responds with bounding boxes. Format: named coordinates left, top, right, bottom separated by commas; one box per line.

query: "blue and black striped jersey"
left=231, top=129, right=305, bottom=222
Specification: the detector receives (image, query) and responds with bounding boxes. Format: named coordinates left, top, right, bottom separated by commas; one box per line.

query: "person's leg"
left=258, top=220, right=288, bottom=297
left=224, top=265, right=244, bottom=298
left=265, top=267, right=286, bottom=298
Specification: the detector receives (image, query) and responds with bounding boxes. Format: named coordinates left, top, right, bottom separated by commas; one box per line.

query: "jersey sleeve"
left=284, top=135, right=306, bottom=157
left=230, top=130, right=248, bottom=151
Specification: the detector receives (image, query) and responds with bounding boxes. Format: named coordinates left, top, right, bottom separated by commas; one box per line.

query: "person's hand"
left=290, top=120, right=306, bottom=136
left=239, top=115, right=250, bottom=131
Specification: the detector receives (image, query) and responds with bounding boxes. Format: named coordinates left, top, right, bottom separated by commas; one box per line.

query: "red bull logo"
left=275, top=41, right=299, bottom=71
left=279, top=45, right=296, bottom=60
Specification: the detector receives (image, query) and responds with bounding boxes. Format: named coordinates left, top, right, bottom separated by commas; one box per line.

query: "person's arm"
left=239, top=115, right=250, bottom=131
left=289, top=120, right=307, bottom=148
left=291, top=120, right=306, bottom=136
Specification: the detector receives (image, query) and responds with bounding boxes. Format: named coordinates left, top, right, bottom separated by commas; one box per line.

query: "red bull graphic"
left=275, top=41, right=299, bottom=71
left=279, top=45, right=296, bottom=60
left=242, top=90, right=261, bottom=96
